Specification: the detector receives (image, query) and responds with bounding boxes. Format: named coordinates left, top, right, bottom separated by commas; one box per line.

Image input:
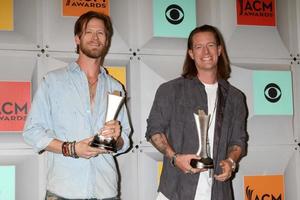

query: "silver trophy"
left=190, top=110, right=214, bottom=169
left=90, top=91, right=125, bottom=152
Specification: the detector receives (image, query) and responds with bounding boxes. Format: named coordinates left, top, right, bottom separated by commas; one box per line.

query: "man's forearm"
left=150, top=133, right=175, bottom=159
left=227, top=145, right=242, bottom=162
left=45, top=139, right=63, bottom=154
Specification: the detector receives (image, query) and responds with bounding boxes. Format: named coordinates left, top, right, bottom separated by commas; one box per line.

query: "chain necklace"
left=88, top=78, right=98, bottom=108
left=208, top=96, right=218, bottom=129
left=88, top=79, right=98, bottom=87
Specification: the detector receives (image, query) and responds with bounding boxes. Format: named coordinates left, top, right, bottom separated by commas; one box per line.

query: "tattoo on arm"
left=227, top=145, right=242, bottom=162
left=228, top=145, right=240, bottom=154
left=150, top=133, right=172, bottom=157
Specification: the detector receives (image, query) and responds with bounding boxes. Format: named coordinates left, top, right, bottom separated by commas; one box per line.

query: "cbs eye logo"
left=264, top=83, right=281, bottom=103
left=165, top=4, right=184, bottom=25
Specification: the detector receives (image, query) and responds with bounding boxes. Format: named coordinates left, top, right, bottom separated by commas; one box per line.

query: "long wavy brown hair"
left=182, top=25, right=231, bottom=80
left=74, top=11, right=113, bottom=65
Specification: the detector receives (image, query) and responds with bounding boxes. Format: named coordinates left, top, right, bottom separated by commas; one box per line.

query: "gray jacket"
left=146, top=76, right=248, bottom=200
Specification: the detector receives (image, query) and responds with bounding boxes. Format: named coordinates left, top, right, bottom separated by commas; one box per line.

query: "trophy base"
left=90, top=142, right=116, bottom=152
left=90, top=135, right=117, bottom=153
left=190, top=157, right=214, bottom=169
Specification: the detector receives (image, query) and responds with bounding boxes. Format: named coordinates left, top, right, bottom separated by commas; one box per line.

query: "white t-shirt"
left=157, top=82, right=218, bottom=200
left=194, top=82, right=218, bottom=200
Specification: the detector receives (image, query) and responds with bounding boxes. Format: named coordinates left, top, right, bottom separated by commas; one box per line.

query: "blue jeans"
left=45, top=191, right=119, bottom=200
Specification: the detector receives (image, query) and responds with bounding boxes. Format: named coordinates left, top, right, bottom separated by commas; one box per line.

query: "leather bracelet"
left=62, top=142, right=69, bottom=156
left=170, top=153, right=178, bottom=167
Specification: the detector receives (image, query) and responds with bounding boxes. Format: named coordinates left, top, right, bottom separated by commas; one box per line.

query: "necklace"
left=208, top=96, right=218, bottom=129
left=88, top=79, right=98, bottom=87
left=88, top=78, right=98, bottom=107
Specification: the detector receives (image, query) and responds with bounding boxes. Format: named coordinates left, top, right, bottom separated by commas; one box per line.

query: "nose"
left=202, top=45, right=209, bottom=54
left=91, top=32, right=99, bottom=40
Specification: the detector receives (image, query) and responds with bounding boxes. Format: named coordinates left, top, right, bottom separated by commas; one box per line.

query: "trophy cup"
left=90, top=91, right=125, bottom=152
left=190, top=110, right=214, bottom=169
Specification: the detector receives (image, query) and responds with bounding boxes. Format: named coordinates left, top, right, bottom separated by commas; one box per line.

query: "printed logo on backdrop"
left=0, top=0, right=14, bottom=31
left=253, top=71, right=293, bottom=115
left=0, top=82, right=31, bottom=132
left=236, top=0, right=276, bottom=26
left=165, top=4, right=184, bottom=25
left=62, top=0, right=110, bottom=17
left=244, top=175, right=284, bottom=200
left=153, top=0, right=196, bottom=38
left=264, top=83, right=281, bottom=103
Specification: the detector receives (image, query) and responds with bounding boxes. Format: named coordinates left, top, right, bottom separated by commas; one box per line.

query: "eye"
left=194, top=45, right=203, bottom=50
left=207, top=43, right=217, bottom=48
left=165, top=4, right=184, bottom=25
left=96, top=31, right=104, bottom=35
left=264, top=83, right=282, bottom=103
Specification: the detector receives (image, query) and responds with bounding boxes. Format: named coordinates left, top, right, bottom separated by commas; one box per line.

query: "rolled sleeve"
left=145, top=83, right=172, bottom=141
left=229, top=92, right=248, bottom=155
left=23, top=77, right=54, bottom=153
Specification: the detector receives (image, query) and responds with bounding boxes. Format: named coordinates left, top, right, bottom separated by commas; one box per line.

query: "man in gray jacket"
left=146, top=25, right=248, bottom=200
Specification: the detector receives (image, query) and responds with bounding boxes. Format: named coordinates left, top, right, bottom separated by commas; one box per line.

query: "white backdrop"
left=0, top=0, right=299, bottom=199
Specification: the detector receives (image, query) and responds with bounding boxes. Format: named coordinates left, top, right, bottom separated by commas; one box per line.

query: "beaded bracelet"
left=61, top=141, right=79, bottom=158
left=71, top=141, right=79, bottom=159
left=62, top=142, right=69, bottom=157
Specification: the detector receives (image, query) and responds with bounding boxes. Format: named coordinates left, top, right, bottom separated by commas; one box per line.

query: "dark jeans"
left=45, top=191, right=119, bottom=200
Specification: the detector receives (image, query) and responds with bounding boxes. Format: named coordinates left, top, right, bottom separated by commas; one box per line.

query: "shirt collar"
left=68, top=61, right=108, bottom=78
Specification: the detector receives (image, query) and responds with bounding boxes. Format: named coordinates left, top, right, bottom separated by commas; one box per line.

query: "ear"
left=188, top=49, right=195, bottom=60
left=75, top=35, right=80, bottom=46
left=217, top=45, right=222, bottom=56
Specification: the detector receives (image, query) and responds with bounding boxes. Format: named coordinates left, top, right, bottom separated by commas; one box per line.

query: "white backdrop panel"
left=233, top=145, right=299, bottom=200
left=229, top=64, right=294, bottom=145
left=293, top=63, right=300, bottom=142
left=43, top=0, right=130, bottom=53
left=138, top=55, right=183, bottom=145
left=136, top=0, right=188, bottom=55
left=197, top=0, right=293, bottom=59
left=116, top=151, right=138, bottom=200
left=138, top=146, right=162, bottom=200
left=0, top=149, right=46, bottom=200
left=0, top=0, right=42, bottom=50
left=0, top=51, right=38, bottom=147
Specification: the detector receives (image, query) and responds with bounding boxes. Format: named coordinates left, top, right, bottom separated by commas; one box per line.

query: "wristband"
left=227, top=157, right=236, bottom=172
left=170, top=153, right=178, bottom=167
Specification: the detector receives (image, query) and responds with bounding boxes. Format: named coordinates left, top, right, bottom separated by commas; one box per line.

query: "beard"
left=79, top=42, right=106, bottom=59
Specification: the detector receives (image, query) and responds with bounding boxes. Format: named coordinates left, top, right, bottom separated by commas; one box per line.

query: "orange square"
left=0, top=0, right=14, bottom=31
left=237, top=0, right=276, bottom=26
left=62, top=0, right=110, bottom=17
left=0, top=82, right=31, bottom=132
left=244, top=175, right=284, bottom=200
left=106, top=66, right=126, bottom=88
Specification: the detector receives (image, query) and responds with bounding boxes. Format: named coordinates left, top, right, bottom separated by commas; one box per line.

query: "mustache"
left=87, top=41, right=104, bottom=46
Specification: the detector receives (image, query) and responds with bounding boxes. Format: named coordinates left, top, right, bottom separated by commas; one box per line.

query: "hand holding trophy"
left=90, top=91, right=125, bottom=153
left=190, top=109, right=214, bottom=169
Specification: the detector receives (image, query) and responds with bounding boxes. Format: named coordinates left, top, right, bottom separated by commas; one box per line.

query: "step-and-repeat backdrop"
left=0, top=0, right=299, bottom=199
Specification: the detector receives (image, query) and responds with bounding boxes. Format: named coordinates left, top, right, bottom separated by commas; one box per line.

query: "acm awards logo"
left=246, top=186, right=282, bottom=200
left=264, top=83, right=281, bottom=103
left=238, top=0, right=274, bottom=17
left=0, top=82, right=31, bottom=131
left=65, top=0, right=107, bottom=8
left=165, top=4, right=184, bottom=25
left=0, top=102, right=28, bottom=121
